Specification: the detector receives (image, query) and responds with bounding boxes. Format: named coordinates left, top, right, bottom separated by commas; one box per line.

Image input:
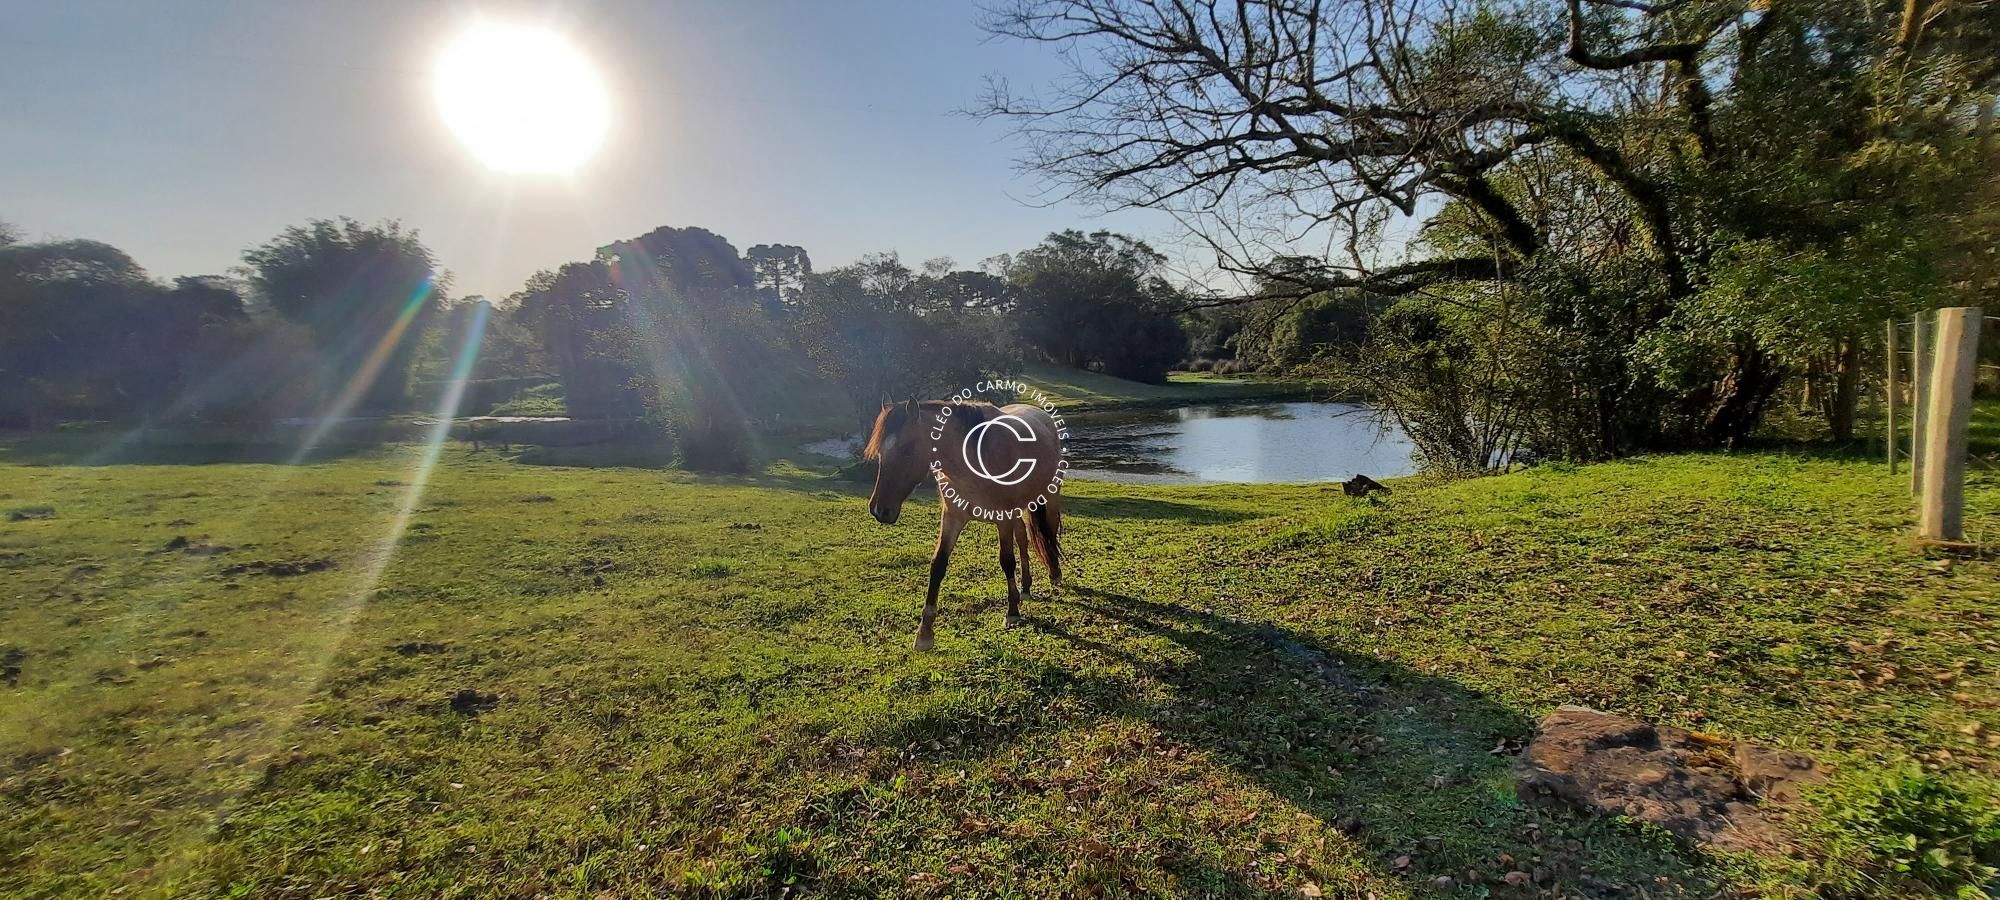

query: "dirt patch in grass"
left=448, top=689, right=500, bottom=715
left=219, top=558, right=334, bottom=577
left=156, top=535, right=233, bottom=556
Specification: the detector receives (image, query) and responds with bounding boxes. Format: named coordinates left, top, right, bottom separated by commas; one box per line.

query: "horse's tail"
left=1028, top=499, right=1062, bottom=587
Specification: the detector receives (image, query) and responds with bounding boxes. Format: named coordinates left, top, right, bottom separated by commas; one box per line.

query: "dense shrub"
left=409, top=376, right=559, bottom=416
left=487, top=382, right=566, bottom=417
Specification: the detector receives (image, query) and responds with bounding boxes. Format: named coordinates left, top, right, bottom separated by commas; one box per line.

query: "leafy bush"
left=414, top=376, right=559, bottom=416
left=487, top=382, right=565, bottom=417
left=1807, top=765, right=2000, bottom=897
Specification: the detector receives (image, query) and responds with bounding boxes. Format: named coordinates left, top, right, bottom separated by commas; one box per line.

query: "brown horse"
left=864, top=399, right=1065, bottom=650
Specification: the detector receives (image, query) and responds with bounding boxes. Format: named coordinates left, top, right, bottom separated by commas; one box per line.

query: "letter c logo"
left=962, top=414, right=1039, bottom=485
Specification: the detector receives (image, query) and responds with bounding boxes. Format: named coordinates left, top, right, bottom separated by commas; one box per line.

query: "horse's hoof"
left=1004, top=614, right=1025, bottom=628
left=913, top=633, right=934, bottom=652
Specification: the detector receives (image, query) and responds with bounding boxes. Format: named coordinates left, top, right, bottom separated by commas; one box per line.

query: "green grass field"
left=2, top=443, right=1996, bottom=897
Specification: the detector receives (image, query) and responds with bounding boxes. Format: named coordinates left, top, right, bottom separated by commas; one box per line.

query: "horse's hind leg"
left=1014, top=517, right=1033, bottom=600
left=1000, top=519, right=1024, bottom=627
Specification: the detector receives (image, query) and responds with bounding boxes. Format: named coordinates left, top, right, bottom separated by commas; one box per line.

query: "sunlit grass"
left=1, top=448, right=1994, bottom=897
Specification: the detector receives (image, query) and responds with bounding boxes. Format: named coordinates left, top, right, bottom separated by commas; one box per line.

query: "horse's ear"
left=901, top=399, right=916, bottom=415
left=880, top=397, right=891, bottom=409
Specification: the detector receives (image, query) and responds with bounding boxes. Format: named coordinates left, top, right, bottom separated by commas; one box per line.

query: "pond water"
left=1062, top=401, right=1415, bottom=485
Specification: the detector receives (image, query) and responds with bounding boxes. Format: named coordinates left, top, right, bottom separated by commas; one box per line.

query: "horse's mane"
left=862, top=400, right=1000, bottom=460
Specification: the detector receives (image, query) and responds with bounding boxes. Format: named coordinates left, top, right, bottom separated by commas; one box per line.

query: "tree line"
left=980, top=0, right=2000, bottom=471
left=21, top=0, right=1988, bottom=475
left=0, top=217, right=1192, bottom=468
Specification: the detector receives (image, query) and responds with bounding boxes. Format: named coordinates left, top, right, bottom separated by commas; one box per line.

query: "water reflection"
left=1065, top=401, right=1414, bottom=485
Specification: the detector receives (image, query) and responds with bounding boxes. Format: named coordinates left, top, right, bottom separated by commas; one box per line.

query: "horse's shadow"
left=895, top=584, right=1707, bottom=896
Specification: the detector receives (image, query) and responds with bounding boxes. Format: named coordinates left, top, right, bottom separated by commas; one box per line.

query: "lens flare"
left=287, top=280, right=435, bottom=464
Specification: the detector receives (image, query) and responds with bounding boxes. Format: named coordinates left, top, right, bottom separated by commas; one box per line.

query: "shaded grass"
left=0, top=445, right=1995, bottom=897
left=1971, top=397, right=2000, bottom=461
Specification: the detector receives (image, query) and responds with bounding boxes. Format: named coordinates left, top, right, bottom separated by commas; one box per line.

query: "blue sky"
left=0, top=0, right=1171, bottom=299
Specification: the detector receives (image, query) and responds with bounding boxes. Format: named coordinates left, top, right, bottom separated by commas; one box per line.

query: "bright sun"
left=433, top=22, right=609, bottom=175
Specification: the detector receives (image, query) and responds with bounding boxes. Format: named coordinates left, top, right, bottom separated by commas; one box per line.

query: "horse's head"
left=863, top=400, right=931, bottom=525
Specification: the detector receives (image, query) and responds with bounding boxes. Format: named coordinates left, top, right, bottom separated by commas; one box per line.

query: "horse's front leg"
left=917, top=510, right=969, bottom=651
left=1000, top=518, right=1024, bottom=628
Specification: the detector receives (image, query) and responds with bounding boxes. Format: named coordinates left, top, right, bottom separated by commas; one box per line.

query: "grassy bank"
left=1016, top=363, right=1320, bottom=410
left=1, top=445, right=1995, bottom=897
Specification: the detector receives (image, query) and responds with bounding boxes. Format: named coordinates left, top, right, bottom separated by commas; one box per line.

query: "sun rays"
left=286, top=280, right=437, bottom=465
left=25, top=280, right=493, bottom=882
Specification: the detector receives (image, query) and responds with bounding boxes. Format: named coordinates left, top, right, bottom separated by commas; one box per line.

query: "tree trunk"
left=1705, top=343, right=1785, bottom=445
left=1827, top=337, right=1861, bottom=442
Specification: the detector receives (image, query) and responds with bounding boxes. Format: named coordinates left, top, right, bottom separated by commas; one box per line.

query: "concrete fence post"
left=1918, top=307, right=1982, bottom=542
left=1884, top=319, right=1898, bottom=473
left=1911, top=310, right=1932, bottom=495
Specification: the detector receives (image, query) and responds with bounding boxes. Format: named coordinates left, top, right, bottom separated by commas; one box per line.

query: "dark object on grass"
left=155, top=535, right=231, bottom=556
left=392, top=641, right=448, bottom=656
left=8, top=506, right=55, bottom=521
left=1342, top=475, right=1391, bottom=497
left=1517, top=705, right=1823, bottom=852
left=220, top=558, right=335, bottom=577
left=2, top=647, right=25, bottom=685
left=449, top=689, right=500, bottom=715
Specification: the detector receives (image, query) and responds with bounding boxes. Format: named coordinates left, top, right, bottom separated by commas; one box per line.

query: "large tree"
left=745, top=243, right=814, bottom=314
left=512, top=261, right=648, bottom=420
left=513, top=226, right=812, bottom=469
left=980, top=0, right=1997, bottom=457
left=241, top=218, right=442, bottom=415
left=600, top=226, right=798, bottom=470
left=1003, top=230, right=1189, bottom=383
left=790, top=253, right=1020, bottom=417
